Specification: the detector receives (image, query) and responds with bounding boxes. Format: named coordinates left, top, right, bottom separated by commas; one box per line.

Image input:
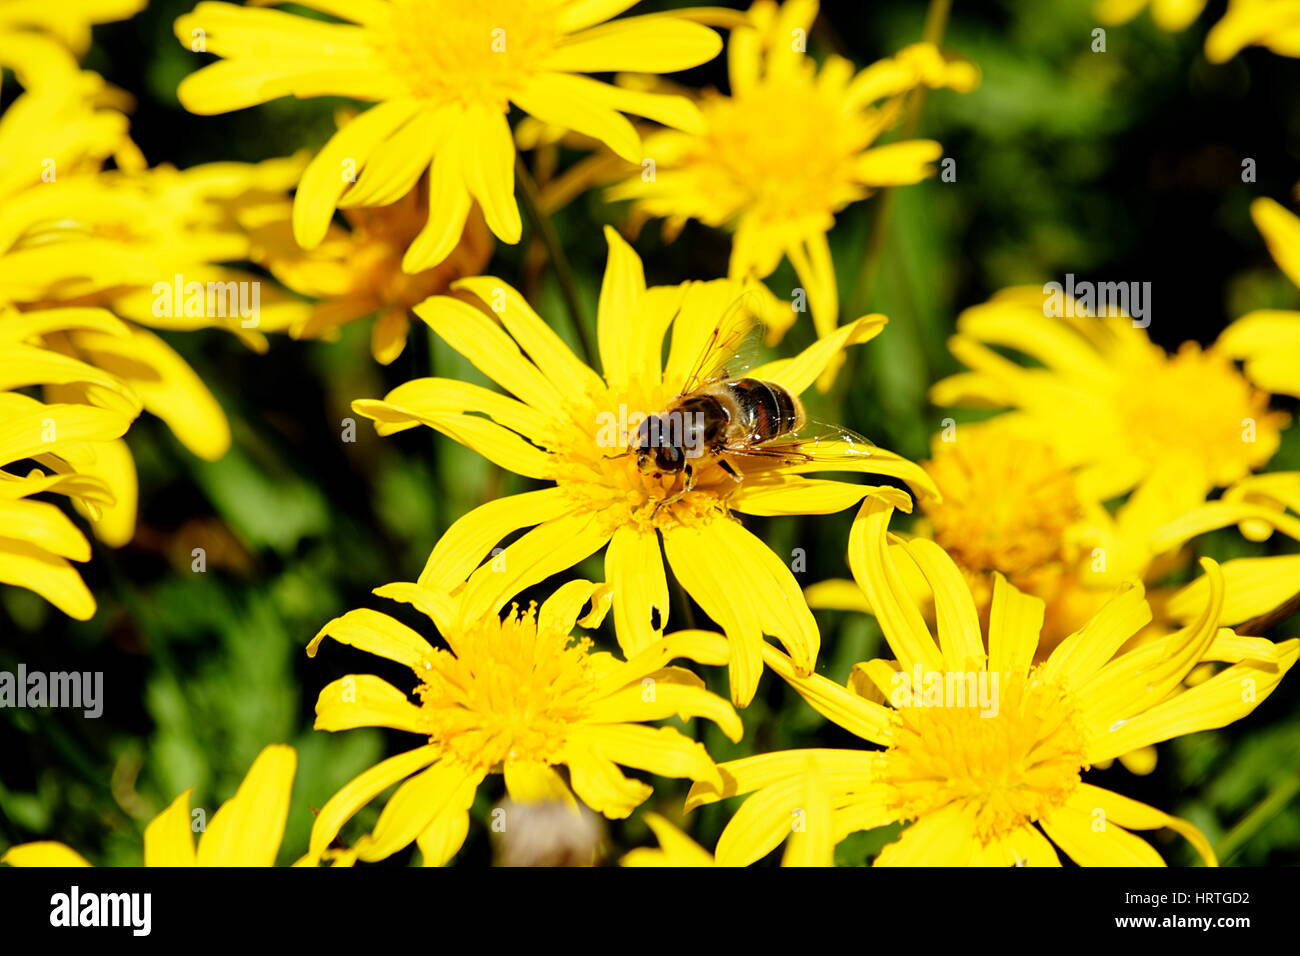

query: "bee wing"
left=723, top=418, right=878, bottom=465
left=676, top=290, right=766, bottom=395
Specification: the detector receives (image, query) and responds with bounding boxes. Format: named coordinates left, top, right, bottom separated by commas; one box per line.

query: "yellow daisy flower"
left=687, top=498, right=1299, bottom=866
left=1205, top=0, right=1300, bottom=62
left=605, top=0, right=977, bottom=338
left=930, top=287, right=1290, bottom=504
left=173, top=0, right=722, bottom=271
left=0, top=81, right=309, bottom=546
left=255, top=173, right=494, bottom=364
left=353, top=227, right=936, bottom=705
left=2, top=744, right=298, bottom=866
left=1216, top=197, right=1300, bottom=398
left=0, top=307, right=141, bottom=619
left=301, top=579, right=740, bottom=866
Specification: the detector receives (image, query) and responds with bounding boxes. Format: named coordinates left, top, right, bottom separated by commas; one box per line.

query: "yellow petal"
left=73, top=327, right=229, bottom=461
left=848, top=498, right=944, bottom=674
left=986, top=572, right=1043, bottom=674
left=566, top=723, right=720, bottom=786
left=621, top=813, right=715, bottom=867
left=143, top=790, right=197, bottom=867
left=1, top=842, right=92, bottom=867
left=874, top=804, right=981, bottom=866
left=782, top=758, right=836, bottom=867
left=547, top=16, right=722, bottom=75
left=417, top=488, right=572, bottom=592
left=455, top=510, right=612, bottom=623
left=804, top=577, right=871, bottom=613
left=196, top=744, right=296, bottom=866
left=605, top=525, right=669, bottom=656
left=454, top=276, right=604, bottom=396
left=414, top=295, right=562, bottom=412
left=305, top=745, right=441, bottom=864
left=314, top=674, right=426, bottom=734
left=586, top=672, right=742, bottom=743
left=595, top=225, right=646, bottom=384
left=750, top=314, right=887, bottom=396
left=1087, top=638, right=1299, bottom=763
left=514, top=73, right=641, bottom=164
left=762, top=645, right=896, bottom=745
left=564, top=748, right=653, bottom=819
left=663, top=518, right=818, bottom=706
left=293, top=100, right=421, bottom=249
left=1040, top=801, right=1164, bottom=866
left=0, top=538, right=96, bottom=620
left=1039, top=581, right=1150, bottom=689
left=353, top=760, right=481, bottom=863
left=306, top=608, right=435, bottom=669
left=898, top=538, right=985, bottom=671
left=1072, top=783, right=1215, bottom=866
left=504, top=761, right=577, bottom=807
left=462, top=105, right=521, bottom=243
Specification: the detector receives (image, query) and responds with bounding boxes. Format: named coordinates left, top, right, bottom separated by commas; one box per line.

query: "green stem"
left=851, top=0, right=953, bottom=316
left=1214, top=769, right=1300, bottom=863
left=514, top=154, right=597, bottom=367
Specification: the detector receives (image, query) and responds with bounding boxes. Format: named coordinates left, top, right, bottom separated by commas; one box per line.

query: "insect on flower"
left=620, top=293, right=879, bottom=516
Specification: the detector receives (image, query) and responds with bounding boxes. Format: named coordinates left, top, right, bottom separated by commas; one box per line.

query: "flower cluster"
left=2, top=0, right=1298, bottom=870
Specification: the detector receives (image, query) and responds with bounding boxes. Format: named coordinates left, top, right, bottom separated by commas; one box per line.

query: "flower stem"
left=850, top=0, right=953, bottom=316
left=1214, top=769, right=1300, bottom=863
left=514, top=154, right=598, bottom=367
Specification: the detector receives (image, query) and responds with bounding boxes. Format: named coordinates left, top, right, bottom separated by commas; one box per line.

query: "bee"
left=629, top=294, right=876, bottom=514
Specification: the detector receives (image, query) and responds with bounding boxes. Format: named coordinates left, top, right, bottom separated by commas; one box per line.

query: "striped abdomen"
left=708, top=377, right=804, bottom=444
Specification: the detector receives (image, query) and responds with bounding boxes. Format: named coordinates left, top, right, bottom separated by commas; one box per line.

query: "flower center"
left=1116, top=342, right=1283, bottom=487
left=415, top=609, right=598, bottom=770
left=922, top=432, right=1082, bottom=582
left=878, top=670, right=1086, bottom=845
left=373, top=0, right=564, bottom=108
left=547, top=385, right=743, bottom=536
left=692, top=67, right=874, bottom=227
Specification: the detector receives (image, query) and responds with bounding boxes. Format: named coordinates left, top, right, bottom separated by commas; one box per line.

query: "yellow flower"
left=813, top=424, right=1300, bottom=650
left=1205, top=0, right=1300, bottom=62
left=0, top=0, right=145, bottom=88
left=0, top=80, right=310, bottom=546
left=302, top=579, right=740, bottom=866
left=2, top=744, right=298, bottom=866
left=256, top=173, right=494, bottom=364
left=931, top=288, right=1289, bottom=503
left=688, top=498, right=1298, bottom=866
left=1095, top=0, right=1207, bottom=31
left=174, top=0, right=722, bottom=271
left=0, top=307, right=141, bottom=619
left=1216, top=197, right=1300, bottom=398
left=354, top=227, right=936, bottom=705
left=606, top=0, right=976, bottom=339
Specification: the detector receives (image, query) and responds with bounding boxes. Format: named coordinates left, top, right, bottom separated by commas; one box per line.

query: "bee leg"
left=603, top=449, right=634, bottom=460
left=651, top=465, right=695, bottom=519
left=718, top=457, right=743, bottom=481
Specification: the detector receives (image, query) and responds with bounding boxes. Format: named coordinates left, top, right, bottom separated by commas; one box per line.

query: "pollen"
left=877, top=670, right=1087, bottom=846
left=414, top=607, right=599, bottom=771
left=1117, top=342, right=1286, bottom=487
left=922, top=431, right=1082, bottom=583
left=548, top=385, right=742, bottom=536
left=372, top=0, right=564, bottom=108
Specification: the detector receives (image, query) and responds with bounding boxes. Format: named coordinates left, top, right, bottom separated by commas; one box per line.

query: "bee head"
left=633, top=415, right=685, bottom=475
